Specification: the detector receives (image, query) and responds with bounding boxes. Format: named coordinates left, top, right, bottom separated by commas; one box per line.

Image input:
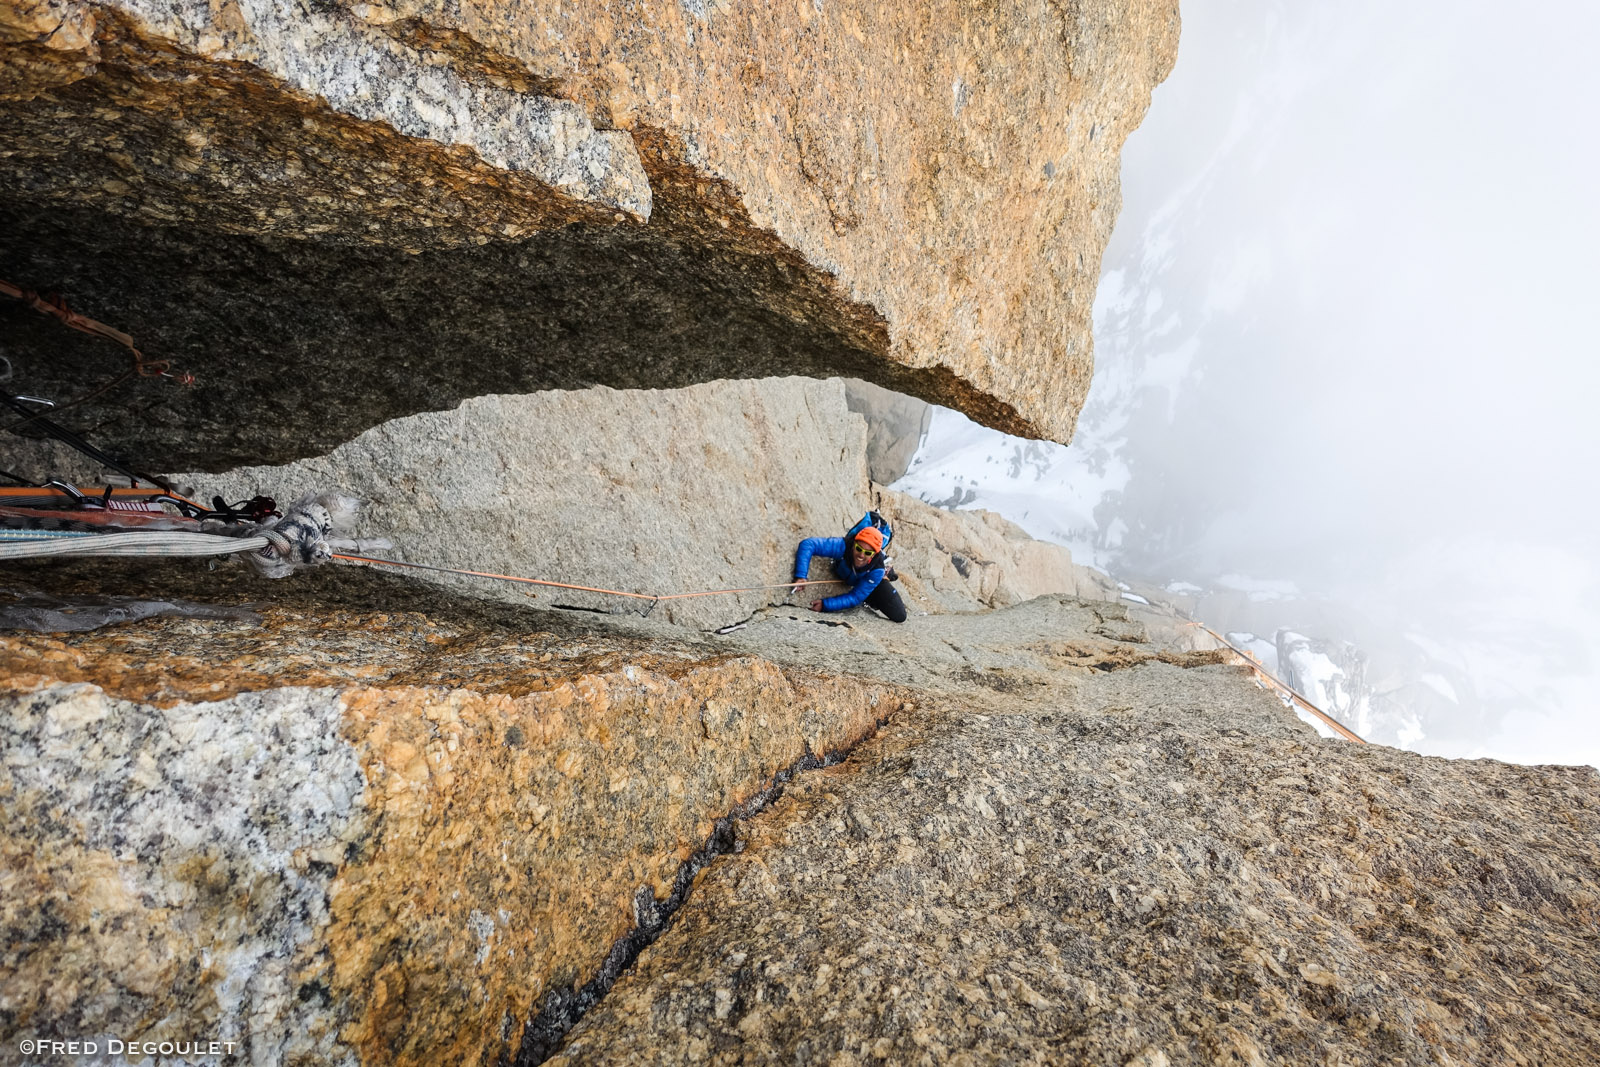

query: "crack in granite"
left=513, top=714, right=895, bottom=1066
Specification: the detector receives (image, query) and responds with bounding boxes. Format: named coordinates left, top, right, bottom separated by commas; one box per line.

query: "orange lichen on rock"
left=0, top=607, right=662, bottom=706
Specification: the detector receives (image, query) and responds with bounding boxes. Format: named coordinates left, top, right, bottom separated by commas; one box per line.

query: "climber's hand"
left=810, top=600, right=824, bottom=612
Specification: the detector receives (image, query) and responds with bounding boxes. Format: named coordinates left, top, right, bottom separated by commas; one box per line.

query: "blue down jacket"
left=793, top=537, right=885, bottom=612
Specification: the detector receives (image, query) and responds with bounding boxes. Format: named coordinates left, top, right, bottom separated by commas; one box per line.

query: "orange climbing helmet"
left=852, top=526, right=884, bottom=553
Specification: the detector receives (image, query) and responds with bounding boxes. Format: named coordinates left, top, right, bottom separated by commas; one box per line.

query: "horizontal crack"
left=514, top=712, right=894, bottom=1065
left=551, top=601, right=649, bottom=618
left=709, top=600, right=794, bottom=635
left=1040, top=644, right=1234, bottom=673
left=1159, top=649, right=1237, bottom=669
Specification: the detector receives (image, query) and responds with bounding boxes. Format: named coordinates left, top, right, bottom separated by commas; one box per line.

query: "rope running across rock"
left=1179, top=617, right=1366, bottom=743
left=331, top=552, right=844, bottom=613
left=0, top=527, right=1366, bottom=743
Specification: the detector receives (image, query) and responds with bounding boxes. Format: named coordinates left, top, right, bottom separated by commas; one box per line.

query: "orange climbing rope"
left=331, top=552, right=843, bottom=608
left=0, top=279, right=191, bottom=385
left=1180, top=618, right=1366, bottom=743
left=1, top=278, right=195, bottom=436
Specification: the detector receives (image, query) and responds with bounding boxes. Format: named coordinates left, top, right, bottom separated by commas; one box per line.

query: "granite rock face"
left=4, top=553, right=1598, bottom=1066
left=171, top=377, right=873, bottom=631
left=166, top=378, right=1109, bottom=630
left=0, top=585, right=905, bottom=1067
left=0, top=0, right=1178, bottom=469
left=10, top=4, right=1592, bottom=1064
left=560, top=605, right=1600, bottom=1067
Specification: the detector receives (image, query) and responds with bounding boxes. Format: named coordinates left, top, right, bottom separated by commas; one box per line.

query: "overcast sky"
left=1140, top=0, right=1596, bottom=545
left=1094, top=0, right=1600, bottom=764
left=904, top=0, right=1600, bottom=766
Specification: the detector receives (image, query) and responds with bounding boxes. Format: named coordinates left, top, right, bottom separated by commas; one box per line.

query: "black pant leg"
left=866, top=580, right=907, bottom=623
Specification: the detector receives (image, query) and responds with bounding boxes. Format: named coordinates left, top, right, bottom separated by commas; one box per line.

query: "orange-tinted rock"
left=7, top=569, right=1599, bottom=1066
left=446, top=0, right=1182, bottom=443
left=0, top=608, right=903, bottom=1065
left=0, top=0, right=1177, bottom=469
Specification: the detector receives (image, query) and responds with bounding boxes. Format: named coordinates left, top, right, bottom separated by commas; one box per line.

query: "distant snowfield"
left=891, top=405, right=1120, bottom=569
left=1215, top=575, right=1301, bottom=602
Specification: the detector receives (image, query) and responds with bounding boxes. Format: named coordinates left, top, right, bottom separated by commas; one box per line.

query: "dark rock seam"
left=510, top=712, right=894, bottom=1066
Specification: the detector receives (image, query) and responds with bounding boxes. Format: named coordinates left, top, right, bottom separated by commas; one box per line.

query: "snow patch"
left=1225, top=631, right=1278, bottom=673
left=1419, top=673, right=1459, bottom=704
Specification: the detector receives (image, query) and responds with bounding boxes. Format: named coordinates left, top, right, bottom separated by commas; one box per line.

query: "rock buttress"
left=0, top=605, right=905, bottom=1066
left=554, top=660, right=1600, bottom=1066
left=0, top=0, right=1178, bottom=469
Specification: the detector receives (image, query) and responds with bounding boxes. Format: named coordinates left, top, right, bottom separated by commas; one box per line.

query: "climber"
left=791, top=513, right=907, bottom=623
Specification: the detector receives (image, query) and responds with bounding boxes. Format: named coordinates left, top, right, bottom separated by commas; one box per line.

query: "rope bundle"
left=0, top=495, right=390, bottom=574
left=0, top=530, right=272, bottom=559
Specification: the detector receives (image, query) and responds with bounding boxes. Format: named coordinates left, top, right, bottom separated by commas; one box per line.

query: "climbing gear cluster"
left=0, top=478, right=385, bottom=578
left=0, top=279, right=389, bottom=576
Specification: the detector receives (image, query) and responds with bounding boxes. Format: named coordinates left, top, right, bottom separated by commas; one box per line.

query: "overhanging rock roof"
left=1, top=0, right=1178, bottom=470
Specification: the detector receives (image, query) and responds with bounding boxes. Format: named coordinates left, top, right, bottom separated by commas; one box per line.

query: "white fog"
left=896, top=0, right=1600, bottom=767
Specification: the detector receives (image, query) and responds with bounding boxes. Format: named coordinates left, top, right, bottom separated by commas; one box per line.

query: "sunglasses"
left=852, top=542, right=877, bottom=555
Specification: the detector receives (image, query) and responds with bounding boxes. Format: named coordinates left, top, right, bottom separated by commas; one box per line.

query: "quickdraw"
left=0, top=279, right=193, bottom=386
